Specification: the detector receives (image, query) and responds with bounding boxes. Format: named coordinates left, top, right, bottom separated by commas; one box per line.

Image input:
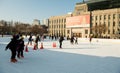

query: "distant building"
left=0, top=23, right=3, bottom=27
left=32, top=19, right=40, bottom=25
left=42, top=19, right=49, bottom=26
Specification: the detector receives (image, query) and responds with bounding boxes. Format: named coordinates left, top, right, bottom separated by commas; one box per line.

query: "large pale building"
left=66, top=3, right=90, bottom=38
left=67, top=0, right=120, bottom=39
left=48, top=14, right=71, bottom=37
left=92, top=8, right=120, bottom=39
left=48, top=0, right=120, bottom=39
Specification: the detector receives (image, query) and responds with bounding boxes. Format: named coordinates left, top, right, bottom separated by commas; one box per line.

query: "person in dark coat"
left=28, top=34, right=33, bottom=45
left=35, top=35, right=40, bottom=49
left=75, top=37, right=78, bottom=44
left=59, top=36, right=64, bottom=48
left=17, top=36, right=24, bottom=58
left=70, top=36, right=74, bottom=44
left=5, top=35, right=18, bottom=63
left=89, top=35, right=92, bottom=43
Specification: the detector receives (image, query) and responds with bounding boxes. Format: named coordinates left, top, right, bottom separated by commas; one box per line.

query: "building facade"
left=48, top=14, right=71, bottom=37
left=66, top=3, right=90, bottom=38
left=48, top=0, right=120, bottom=39
left=91, top=8, right=120, bottom=39
left=67, top=0, right=120, bottom=39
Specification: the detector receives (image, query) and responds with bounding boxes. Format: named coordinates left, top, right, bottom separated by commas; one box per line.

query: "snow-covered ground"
left=0, top=36, right=120, bottom=73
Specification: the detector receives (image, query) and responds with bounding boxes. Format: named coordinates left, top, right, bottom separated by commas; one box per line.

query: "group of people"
left=27, top=34, right=41, bottom=49
left=5, top=33, right=92, bottom=63
left=59, top=36, right=78, bottom=48
left=5, top=34, right=24, bottom=63
left=70, top=36, right=78, bottom=44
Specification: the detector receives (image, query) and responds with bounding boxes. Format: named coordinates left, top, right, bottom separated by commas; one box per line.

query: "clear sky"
left=0, top=0, right=83, bottom=24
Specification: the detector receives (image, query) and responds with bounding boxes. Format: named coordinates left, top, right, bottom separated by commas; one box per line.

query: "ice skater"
left=28, top=34, right=33, bottom=45
left=35, top=34, right=40, bottom=49
left=5, top=35, right=18, bottom=63
left=70, top=36, right=74, bottom=44
left=89, top=35, right=92, bottom=43
left=75, top=37, right=78, bottom=44
left=59, top=35, right=64, bottom=48
left=17, top=35, right=25, bottom=58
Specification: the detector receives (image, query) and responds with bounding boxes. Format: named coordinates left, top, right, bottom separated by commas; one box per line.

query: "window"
left=104, top=15, right=106, bottom=20
left=113, top=14, right=115, bottom=19
left=113, top=29, right=115, bottom=34
left=95, top=16, right=97, bottom=20
left=59, top=19, right=61, bottom=23
left=64, top=25, right=66, bottom=28
left=67, top=30, right=70, bottom=34
left=92, top=16, right=94, bottom=20
left=103, top=30, right=105, bottom=34
left=108, top=29, right=110, bottom=34
left=49, top=25, right=51, bottom=28
left=113, top=21, right=115, bottom=27
left=108, top=22, right=110, bottom=27
left=64, top=30, right=65, bottom=36
left=108, top=15, right=110, bottom=19
left=85, top=30, right=88, bottom=34
left=104, top=22, right=106, bottom=26
left=96, top=23, right=97, bottom=26
left=64, top=19, right=66, bottom=23
left=61, top=19, right=63, bottom=23
left=100, top=15, right=102, bottom=20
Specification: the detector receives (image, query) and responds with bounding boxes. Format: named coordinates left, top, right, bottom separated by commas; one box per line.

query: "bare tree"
left=30, top=25, right=47, bottom=35
left=91, top=24, right=107, bottom=38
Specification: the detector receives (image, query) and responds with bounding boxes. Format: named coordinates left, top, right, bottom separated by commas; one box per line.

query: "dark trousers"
left=17, top=50, right=23, bottom=57
left=59, top=42, right=62, bottom=48
left=11, top=49, right=16, bottom=59
left=28, top=41, right=32, bottom=45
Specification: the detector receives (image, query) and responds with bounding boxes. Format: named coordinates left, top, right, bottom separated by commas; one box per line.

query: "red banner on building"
left=66, top=15, right=90, bottom=28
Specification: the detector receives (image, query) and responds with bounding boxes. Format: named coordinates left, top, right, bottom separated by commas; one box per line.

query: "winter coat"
left=29, top=35, right=32, bottom=41
left=70, top=36, right=74, bottom=42
left=35, top=36, right=40, bottom=43
left=6, top=38, right=18, bottom=50
left=59, top=36, right=64, bottom=42
left=17, top=39, right=24, bottom=51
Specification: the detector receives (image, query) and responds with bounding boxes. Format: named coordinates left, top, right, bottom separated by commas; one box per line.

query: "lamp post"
left=89, top=6, right=92, bottom=37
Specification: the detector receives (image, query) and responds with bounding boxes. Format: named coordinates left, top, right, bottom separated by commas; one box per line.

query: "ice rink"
left=0, top=36, right=120, bottom=73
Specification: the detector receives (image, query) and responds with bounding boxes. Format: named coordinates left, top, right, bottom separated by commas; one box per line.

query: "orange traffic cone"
left=40, top=43, right=44, bottom=49
left=25, top=45, right=29, bottom=52
left=53, top=42, right=56, bottom=48
left=33, top=44, right=37, bottom=50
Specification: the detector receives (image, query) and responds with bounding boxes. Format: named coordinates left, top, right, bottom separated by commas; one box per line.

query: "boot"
left=17, top=55, right=20, bottom=59
left=10, top=59, right=16, bottom=63
left=13, top=59, right=18, bottom=62
left=21, top=55, right=24, bottom=58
